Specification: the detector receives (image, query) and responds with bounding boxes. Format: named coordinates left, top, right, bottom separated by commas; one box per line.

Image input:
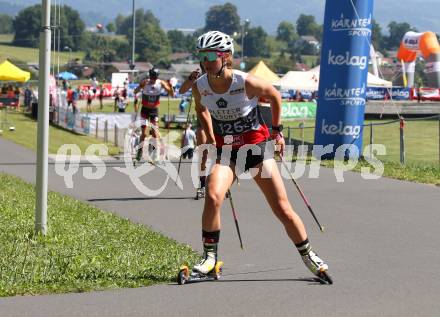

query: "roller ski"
left=302, top=250, right=333, bottom=285
left=195, top=187, right=205, bottom=200
left=177, top=261, right=224, bottom=285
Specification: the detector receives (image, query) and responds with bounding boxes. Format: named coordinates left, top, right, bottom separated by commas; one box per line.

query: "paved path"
left=1, top=137, right=439, bottom=317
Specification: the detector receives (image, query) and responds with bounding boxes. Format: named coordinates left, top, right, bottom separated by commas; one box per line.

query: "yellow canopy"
left=0, top=60, right=31, bottom=82
left=248, top=60, right=280, bottom=84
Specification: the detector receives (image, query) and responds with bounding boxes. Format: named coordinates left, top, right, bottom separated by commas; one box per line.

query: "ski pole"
left=279, top=155, right=325, bottom=232
left=227, top=189, right=244, bottom=250
left=175, top=93, right=194, bottom=185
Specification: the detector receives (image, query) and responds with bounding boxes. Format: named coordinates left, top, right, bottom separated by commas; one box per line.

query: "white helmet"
left=197, top=31, right=234, bottom=55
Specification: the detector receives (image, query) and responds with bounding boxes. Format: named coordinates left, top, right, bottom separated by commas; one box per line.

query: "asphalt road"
left=1, top=137, right=439, bottom=317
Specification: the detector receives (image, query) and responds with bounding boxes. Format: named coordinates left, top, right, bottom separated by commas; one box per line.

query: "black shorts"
left=141, top=107, right=159, bottom=124
left=182, top=148, right=194, bottom=159
left=216, top=141, right=274, bottom=173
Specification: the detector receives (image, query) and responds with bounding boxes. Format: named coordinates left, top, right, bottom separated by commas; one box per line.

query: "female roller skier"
left=190, top=30, right=330, bottom=281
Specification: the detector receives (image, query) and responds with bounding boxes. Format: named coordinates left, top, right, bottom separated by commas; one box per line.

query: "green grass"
left=283, top=119, right=440, bottom=165
left=0, top=111, right=120, bottom=155
left=0, top=43, right=84, bottom=64
left=0, top=173, right=200, bottom=296
left=318, top=158, right=440, bottom=185
left=95, top=98, right=182, bottom=114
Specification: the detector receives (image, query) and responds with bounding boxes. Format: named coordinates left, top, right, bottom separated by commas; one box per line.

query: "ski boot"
left=195, top=187, right=205, bottom=200
left=302, top=250, right=333, bottom=284
left=177, top=254, right=224, bottom=285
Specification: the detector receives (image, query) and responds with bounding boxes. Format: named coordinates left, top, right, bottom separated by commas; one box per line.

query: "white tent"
left=276, top=66, right=392, bottom=90
left=366, top=72, right=393, bottom=87
left=275, top=71, right=319, bottom=90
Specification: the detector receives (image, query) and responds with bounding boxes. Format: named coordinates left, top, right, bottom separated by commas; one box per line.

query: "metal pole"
left=95, top=117, right=98, bottom=138
left=131, top=0, right=136, bottom=71
left=104, top=120, right=108, bottom=143
left=399, top=119, right=405, bottom=165
left=241, top=22, right=244, bottom=62
left=438, top=114, right=440, bottom=165
left=35, top=0, right=51, bottom=235
left=369, top=122, right=373, bottom=158
left=56, top=1, right=61, bottom=77
left=300, top=120, right=305, bottom=147
left=227, top=189, right=244, bottom=250
left=114, top=123, right=118, bottom=147
left=51, top=0, right=56, bottom=76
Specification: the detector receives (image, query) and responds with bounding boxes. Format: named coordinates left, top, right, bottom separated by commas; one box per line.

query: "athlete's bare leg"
left=252, top=158, right=307, bottom=244
left=202, top=163, right=234, bottom=231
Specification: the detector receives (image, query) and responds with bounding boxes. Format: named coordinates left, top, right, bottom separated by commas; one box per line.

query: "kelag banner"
left=366, top=87, right=410, bottom=100
left=281, top=102, right=317, bottom=119
left=314, top=0, right=374, bottom=158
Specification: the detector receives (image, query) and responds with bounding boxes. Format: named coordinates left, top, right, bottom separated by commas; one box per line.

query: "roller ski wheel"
left=314, top=268, right=333, bottom=285
left=177, top=261, right=224, bottom=285
left=177, top=265, right=190, bottom=285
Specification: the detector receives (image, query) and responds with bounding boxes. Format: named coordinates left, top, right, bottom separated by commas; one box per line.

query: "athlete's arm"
left=245, top=74, right=282, bottom=127
left=193, top=83, right=216, bottom=145
left=179, top=70, right=200, bottom=94
left=245, top=74, right=284, bottom=154
left=161, top=80, right=175, bottom=98
left=133, top=79, right=146, bottom=94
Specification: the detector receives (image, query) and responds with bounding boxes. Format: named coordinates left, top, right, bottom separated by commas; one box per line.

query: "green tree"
left=296, top=14, right=318, bottom=36
left=414, top=58, right=427, bottom=87
left=297, top=40, right=318, bottom=55
left=371, top=19, right=384, bottom=51
left=83, top=33, right=130, bottom=63
left=244, top=26, right=269, bottom=58
left=13, top=4, right=85, bottom=50
left=276, top=21, right=298, bottom=45
left=115, top=14, right=126, bottom=35
left=106, top=22, right=116, bottom=33
left=0, top=14, right=13, bottom=34
left=271, top=51, right=296, bottom=74
left=204, top=2, right=240, bottom=35
left=168, top=29, right=188, bottom=52
left=185, top=33, right=197, bottom=52
left=12, top=5, right=41, bottom=47
left=118, top=9, right=160, bottom=38
left=113, top=9, right=170, bottom=63
left=385, top=21, right=416, bottom=50
left=137, top=24, right=171, bottom=64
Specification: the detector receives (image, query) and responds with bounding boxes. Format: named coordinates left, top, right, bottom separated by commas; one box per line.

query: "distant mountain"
left=3, top=0, right=440, bottom=34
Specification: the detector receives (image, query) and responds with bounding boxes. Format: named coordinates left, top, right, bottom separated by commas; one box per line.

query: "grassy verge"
left=0, top=111, right=120, bottom=155
left=318, top=158, right=440, bottom=185
left=0, top=173, right=200, bottom=296
left=283, top=118, right=440, bottom=165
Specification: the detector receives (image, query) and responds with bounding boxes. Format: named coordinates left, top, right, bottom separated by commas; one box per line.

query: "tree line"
left=3, top=2, right=429, bottom=69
